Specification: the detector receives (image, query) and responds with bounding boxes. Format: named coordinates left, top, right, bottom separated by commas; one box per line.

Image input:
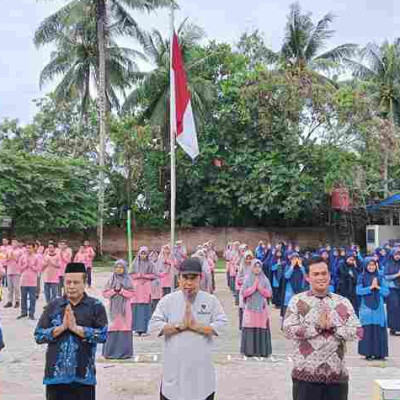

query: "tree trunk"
left=96, top=0, right=108, bottom=255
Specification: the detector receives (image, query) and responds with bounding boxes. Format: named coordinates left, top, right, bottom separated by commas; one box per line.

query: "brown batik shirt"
left=283, top=290, right=362, bottom=384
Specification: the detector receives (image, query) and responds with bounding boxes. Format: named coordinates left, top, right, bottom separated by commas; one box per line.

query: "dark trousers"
left=160, top=392, right=214, bottom=400
left=46, top=384, right=95, bottom=400
left=87, top=268, right=92, bottom=287
left=293, top=379, right=348, bottom=400
left=36, top=275, right=41, bottom=297
left=21, top=286, right=37, bottom=317
left=58, top=276, right=64, bottom=297
left=44, top=283, right=58, bottom=303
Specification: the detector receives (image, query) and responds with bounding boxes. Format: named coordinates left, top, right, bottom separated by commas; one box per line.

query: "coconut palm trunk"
left=97, top=0, right=108, bottom=255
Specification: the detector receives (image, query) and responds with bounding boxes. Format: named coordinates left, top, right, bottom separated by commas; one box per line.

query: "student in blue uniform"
left=357, top=257, right=389, bottom=360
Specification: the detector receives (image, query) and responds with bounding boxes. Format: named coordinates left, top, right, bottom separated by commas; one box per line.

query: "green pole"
left=127, top=209, right=133, bottom=271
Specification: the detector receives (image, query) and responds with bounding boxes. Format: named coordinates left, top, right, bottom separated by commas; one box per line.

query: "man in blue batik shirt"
left=35, top=262, right=107, bottom=400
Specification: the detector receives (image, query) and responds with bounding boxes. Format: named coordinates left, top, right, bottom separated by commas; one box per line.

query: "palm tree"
left=259, top=2, right=357, bottom=81
left=37, top=23, right=144, bottom=116
left=36, top=0, right=173, bottom=254
left=122, top=20, right=215, bottom=143
left=280, top=3, right=357, bottom=71
left=345, top=41, right=400, bottom=197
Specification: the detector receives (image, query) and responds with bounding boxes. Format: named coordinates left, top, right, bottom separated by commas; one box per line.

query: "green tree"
left=0, top=149, right=98, bottom=234
left=122, top=20, right=215, bottom=130
left=278, top=2, right=357, bottom=74
left=346, top=41, right=400, bottom=196
left=35, top=0, right=173, bottom=253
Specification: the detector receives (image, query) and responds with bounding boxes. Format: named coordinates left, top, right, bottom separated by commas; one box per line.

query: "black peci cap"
left=181, top=258, right=202, bottom=275
left=65, top=262, right=86, bottom=274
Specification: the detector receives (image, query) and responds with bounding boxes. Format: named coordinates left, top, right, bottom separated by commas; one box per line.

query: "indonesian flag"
left=170, top=32, right=199, bottom=160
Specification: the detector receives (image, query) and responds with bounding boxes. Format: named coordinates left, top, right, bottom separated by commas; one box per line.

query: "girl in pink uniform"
left=158, top=245, right=174, bottom=297
left=42, top=243, right=60, bottom=303
left=237, top=250, right=254, bottom=330
left=240, top=259, right=273, bottom=358
left=83, top=240, right=95, bottom=287
left=103, top=260, right=135, bottom=359
left=18, top=242, right=42, bottom=319
left=130, top=247, right=156, bottom=335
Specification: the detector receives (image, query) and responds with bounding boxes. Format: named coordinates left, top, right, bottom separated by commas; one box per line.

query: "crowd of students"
left=225, top=240, right=400, bottom=361
left=0, top=237, right=219, bottom=360
left=0, top=238, right=95, bottom=320
left=2, top=236, right=399, bottom=365
left=101, top=241, right=218, bottom=359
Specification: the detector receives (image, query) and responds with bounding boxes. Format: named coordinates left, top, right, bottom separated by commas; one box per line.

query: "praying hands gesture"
left=162, top=301, right=215, bottom=337
left=318, top=311, right=334, bottom=332
left=370, top=277, right=380, bottom=291
left=53, top=304, right=85, bottom=339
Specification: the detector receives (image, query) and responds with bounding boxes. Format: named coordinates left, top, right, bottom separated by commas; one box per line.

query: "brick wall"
left=18, top=226, right=329, bottom=256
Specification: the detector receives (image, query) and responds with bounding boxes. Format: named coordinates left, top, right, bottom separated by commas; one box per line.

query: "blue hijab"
left=289, top=252, right=304, bottom=294
left=360, top=257, right=380, bottom=310
left=385, top=249, right=400, bottom=287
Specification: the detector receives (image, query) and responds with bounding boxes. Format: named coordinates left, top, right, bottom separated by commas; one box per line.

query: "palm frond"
left=360, top=42, right=385, bottom=76
left=116, top=0, right=175, bottom=12
left=109, top=0, right=146, bottom=46
left=343, top=58, right=377, bottom=80
left=39, top=55, right=72, bottom=88
left=315, top=43, right=358, bottom=63
left=34, top=0, right=83, bottom=47
left=304, top=12, right=335, bottom=61
left=282, top=2, right=313, bottom=61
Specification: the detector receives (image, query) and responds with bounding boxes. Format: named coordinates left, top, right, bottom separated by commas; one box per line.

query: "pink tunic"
left=43, top=253, right=61, bottom=283
left=58, top=248, right=72, bottom=277
left=242, top=281, right=272, bottom=329
left=229, top=257, right=239, bottom=278
left=103, top=289, right=135, bottom=331
left=130, top=273, right=155, bottom=304
left=84, top=246, right=95, bottom=269
left=0, top=245, right=9, bottom=269
left=74, top=252, right=86, bottom=264
left=36, top=246, right=45, bottom=255
left=20, top=254, right=42, bottom=287
left=7, top=248, right=21, bottom=275
left=151, top=283, right=162, bottom=300
left=160, top=259, right=174, bottom=288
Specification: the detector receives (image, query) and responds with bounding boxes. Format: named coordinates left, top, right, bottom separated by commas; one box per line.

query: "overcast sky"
left=1, top=0, right=399, bottom=124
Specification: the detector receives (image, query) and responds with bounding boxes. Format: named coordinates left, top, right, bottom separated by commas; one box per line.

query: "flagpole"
left=169, top=5, right=176, bottom=257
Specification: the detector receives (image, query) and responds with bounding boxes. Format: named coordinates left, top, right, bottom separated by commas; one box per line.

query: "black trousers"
left=160, top=392, right=215, bottom=400
left=46, top=384, right=95, bottom=400
left=293, top=379, right=348, bottom=400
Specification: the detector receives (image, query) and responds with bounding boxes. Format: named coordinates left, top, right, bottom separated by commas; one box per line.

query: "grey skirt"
left=103, top=331, right=133, bottom=359
left=240, top=327, right=272, bottom=357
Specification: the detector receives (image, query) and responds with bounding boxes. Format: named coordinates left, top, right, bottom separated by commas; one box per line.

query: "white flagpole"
left=169, top=5, right=176, bottom=259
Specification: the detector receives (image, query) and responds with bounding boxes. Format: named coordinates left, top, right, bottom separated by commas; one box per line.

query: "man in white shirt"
left=150, top=258, right=228, bottom=400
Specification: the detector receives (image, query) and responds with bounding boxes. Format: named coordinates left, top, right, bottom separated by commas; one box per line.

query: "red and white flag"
left=170, top=32, right=199, bottom=160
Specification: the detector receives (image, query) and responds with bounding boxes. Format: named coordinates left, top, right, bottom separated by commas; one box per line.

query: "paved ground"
left=1, top=271, right=399, bottom=400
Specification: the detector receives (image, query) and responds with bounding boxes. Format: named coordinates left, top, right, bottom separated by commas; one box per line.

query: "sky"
left=0, top=0, right=399, bottom=124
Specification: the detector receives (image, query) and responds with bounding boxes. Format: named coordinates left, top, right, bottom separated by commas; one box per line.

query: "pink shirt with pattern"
left=283, top=291, right=362, bottom=384
left=20, top=253, right=42, bottom=287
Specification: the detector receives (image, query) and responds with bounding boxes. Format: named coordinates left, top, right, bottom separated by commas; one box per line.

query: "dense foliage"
left=1, top=2, right=400, bottom=234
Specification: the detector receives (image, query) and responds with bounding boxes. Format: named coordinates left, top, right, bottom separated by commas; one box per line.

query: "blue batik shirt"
left=34, top=293, right=108, bottom=386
